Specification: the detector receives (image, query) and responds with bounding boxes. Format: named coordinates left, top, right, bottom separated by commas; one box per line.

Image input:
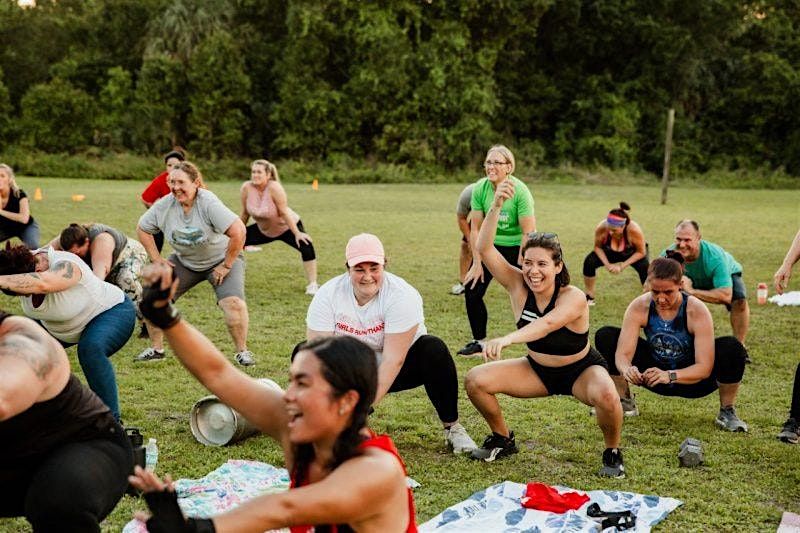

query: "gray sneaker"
left=234, top=350, right=256, bottom=366
left=589, top=395, right=639, bottom=417
left=715, top=406, right=748, bottom=432
left=444, top=423, right=477, bottom=454
left=778, top=417, right=799, bottom=444
left=134, top=347, right=165, bottom=362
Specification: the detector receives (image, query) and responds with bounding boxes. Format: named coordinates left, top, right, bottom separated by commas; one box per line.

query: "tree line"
left=0, top=0, right=797, bottom=177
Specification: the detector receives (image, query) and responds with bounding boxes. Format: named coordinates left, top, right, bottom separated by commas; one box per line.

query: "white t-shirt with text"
left=306, top=271, right=426, bottom=358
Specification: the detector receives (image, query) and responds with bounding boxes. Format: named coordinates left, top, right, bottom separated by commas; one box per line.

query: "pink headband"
left=606, top=214, right=627, bottom=227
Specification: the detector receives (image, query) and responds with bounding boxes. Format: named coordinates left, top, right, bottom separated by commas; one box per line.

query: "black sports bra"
left=515, top=284, right=589, bottom=355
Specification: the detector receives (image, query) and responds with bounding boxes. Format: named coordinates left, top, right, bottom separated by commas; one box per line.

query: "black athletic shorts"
left=526, top=347, right=608, bottom=396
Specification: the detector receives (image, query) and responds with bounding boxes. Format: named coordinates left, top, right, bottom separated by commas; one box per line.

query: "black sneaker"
left=137, top=322, right=149, bottom=339
left=599, top=448, right=625, bottom=478
left=457, top=340, right=483, bottom=357
left=469, top=431, right=518, bottom=462
left=134, top=348, right=165, bottom=362
left=778, top=417, right=799, bottom=444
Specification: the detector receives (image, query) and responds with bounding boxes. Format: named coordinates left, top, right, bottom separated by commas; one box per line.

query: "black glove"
left=140, top=284, right=181, bottom=330
left=144, top=490, right=216, bottom=533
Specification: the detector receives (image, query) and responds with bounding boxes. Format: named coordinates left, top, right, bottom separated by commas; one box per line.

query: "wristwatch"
left=668, top=371, right=678, bottom=384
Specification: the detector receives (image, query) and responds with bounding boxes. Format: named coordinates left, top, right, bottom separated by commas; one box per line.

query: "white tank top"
left=21, top=249, right=125, bottom=343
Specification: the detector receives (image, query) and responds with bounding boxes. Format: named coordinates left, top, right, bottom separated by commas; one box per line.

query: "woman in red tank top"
left=130, top=263, right=416, bottom=532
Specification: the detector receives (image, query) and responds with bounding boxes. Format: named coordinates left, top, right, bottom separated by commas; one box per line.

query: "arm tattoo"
left=52, top=261, right=75, bottom=279
left=0, top=331, right=55, bottom=380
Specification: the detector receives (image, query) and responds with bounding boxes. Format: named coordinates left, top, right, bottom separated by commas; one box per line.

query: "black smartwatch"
left=668, top=371, right=678, bottom=384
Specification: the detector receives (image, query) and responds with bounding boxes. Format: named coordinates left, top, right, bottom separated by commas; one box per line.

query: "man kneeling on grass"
left=594, top=254, right=748, bottom=432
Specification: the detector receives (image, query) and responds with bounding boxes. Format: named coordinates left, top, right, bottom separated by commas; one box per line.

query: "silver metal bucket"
left=189, top=378, right=282, bottom=446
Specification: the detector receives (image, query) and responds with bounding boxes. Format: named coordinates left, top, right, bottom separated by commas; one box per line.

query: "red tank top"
left=289, top=433, right=417, bottom=533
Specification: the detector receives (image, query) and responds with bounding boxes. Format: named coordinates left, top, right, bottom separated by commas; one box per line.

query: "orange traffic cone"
left=34, top=187, right=42, bottom=200
left=312, top=179, right=319, bottom=191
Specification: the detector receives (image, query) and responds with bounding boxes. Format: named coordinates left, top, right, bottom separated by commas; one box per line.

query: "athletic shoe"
left=137, top=322, right=149, bottom=339
left=586, top=294, right=596, bottom=306
left=305, top=282, right=319, bottom=295
left=778, top=417, right=799, bottom=444
left=469, top=431, right=518, bottom=462
left=134, top=347, right=165, bottom=362
left=450, top=282, right=465, bottom=295
left=444, top=423, right=478, bottom=454
left=457, top=340, right=484, bottom=357
left=598, top=448, right=625, bottom=478
left=589, top=395, right=639, bottom=417
left=715, top=405, right=748, bottom=432
left=234, top=350, right=256, bottom=366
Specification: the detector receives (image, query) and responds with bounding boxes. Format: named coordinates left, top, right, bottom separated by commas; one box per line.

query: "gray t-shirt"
left=138, top=189, right=238, bottom=271
left=456, top=184, right=474, bottom=217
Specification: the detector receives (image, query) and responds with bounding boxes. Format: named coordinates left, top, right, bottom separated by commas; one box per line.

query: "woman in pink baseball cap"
left=582, top=201, right=649, bottom=306
left=303, top=233, right=479, bottom=455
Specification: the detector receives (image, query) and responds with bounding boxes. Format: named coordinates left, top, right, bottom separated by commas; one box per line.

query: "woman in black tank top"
left=0, top=312, right=131, bottom=531
left=462, top=181, right=626, bottom=478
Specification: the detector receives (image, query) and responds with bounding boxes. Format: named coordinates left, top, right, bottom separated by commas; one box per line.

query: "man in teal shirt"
left=665, top=219, right=750, bottom=348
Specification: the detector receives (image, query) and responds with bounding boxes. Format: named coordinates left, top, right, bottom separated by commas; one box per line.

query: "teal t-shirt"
left=470, top=176, right=535, bottom=247
left=663, top=240, right=742, bottom=289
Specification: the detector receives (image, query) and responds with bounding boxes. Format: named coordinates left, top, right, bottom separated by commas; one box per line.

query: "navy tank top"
left=643, top=292, right=694, bottom=369
left=515, top=284, right=589, bottom=355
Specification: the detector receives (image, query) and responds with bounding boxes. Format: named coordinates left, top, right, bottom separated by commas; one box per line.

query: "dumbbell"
left=678, top=437, right=704, bottom=467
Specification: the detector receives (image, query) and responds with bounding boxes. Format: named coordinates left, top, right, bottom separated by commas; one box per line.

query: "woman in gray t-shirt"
left=137, top=161, right=255, bottom=366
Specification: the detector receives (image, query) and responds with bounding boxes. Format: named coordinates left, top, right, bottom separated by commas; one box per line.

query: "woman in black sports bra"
left=582, top=201, right=649, bottom=305
left=463, top=179, right=625, bottom=478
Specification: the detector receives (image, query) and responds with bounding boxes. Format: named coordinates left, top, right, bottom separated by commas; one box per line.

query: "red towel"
left=520, top=482, right=590, bottom=513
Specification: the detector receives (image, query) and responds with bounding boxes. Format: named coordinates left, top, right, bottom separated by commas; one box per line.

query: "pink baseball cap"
left=345, top=233, right=385, bottom=267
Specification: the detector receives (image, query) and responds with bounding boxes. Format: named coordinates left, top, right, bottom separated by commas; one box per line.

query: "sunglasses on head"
left=527, top=231, right=559, bottom=242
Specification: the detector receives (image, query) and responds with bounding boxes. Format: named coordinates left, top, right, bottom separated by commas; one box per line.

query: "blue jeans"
left=0, top=219, right=40, bottom=249
left=64, top=298, right=135, bottom=420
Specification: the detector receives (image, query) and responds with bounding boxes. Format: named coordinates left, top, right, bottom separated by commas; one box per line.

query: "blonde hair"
left=486, top=145, right=515, bottom=174
left=172, top=161, right=208, bottom=189
left=0, top=164, right=21, bottom=198
left=252, top=159, right=279, bottom=182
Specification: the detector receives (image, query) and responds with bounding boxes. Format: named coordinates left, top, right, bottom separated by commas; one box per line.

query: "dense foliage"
left=0, top=0, right=797, bottom=176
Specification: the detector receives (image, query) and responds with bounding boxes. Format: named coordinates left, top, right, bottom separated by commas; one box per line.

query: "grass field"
left=1, top=178, right=799, bottom=532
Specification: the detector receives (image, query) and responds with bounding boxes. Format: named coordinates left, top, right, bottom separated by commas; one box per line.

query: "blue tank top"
left=515, top=284, right=589, bottom=355
left=643, top=292, right=694, bottom=369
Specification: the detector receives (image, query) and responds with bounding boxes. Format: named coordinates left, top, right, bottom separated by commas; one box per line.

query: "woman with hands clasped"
left=463, top=179, right=625, bottom=477
left=594, top=254, right=748, bottom=432
left=128, top=262, right=417, bottom=533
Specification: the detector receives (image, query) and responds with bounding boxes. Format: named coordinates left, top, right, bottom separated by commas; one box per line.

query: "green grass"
left=1, top=178, right=799, bottom=532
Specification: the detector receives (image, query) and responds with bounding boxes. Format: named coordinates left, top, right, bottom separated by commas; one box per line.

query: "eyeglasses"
left=483, top=160, right=508, bottom=167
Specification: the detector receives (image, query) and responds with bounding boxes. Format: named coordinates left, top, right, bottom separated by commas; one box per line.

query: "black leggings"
left=0, top=422, right=133, bottom=532
left=595, top=326, right=746, bottom=398
left=293, top=335, right=459, bottom=423
left=582, top=245, right=650, bottom=284
left=464, top=244, right=520, bottom=340
left=790, top=362, right=800, bottom=420
left=245, top=221, right=316, bottom=262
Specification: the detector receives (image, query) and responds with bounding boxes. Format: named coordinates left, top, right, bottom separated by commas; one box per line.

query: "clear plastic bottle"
left=757, top=282, right=768, bottom=305
left=145, top=438, right=159, bottom=472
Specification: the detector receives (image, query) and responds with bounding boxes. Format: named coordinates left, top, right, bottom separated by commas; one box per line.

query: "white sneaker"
left=450, top=283, right=465, bottom=295
left=444, top=422, right=477, bottom=454
left=234, top=350, right=256, bottom=366
left=305, top=282, right=319, bottom=295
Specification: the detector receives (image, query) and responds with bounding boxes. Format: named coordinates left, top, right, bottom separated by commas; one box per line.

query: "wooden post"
left=660, top=108, right=675, bottom=205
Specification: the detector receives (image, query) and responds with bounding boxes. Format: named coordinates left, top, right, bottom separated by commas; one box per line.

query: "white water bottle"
left=145, top=438, right=159, bottom=472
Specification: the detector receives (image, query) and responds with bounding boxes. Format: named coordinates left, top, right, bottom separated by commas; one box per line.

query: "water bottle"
left=757, top=282, right=768, bottom=305
left=145, top=438, right=159, bottom=472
